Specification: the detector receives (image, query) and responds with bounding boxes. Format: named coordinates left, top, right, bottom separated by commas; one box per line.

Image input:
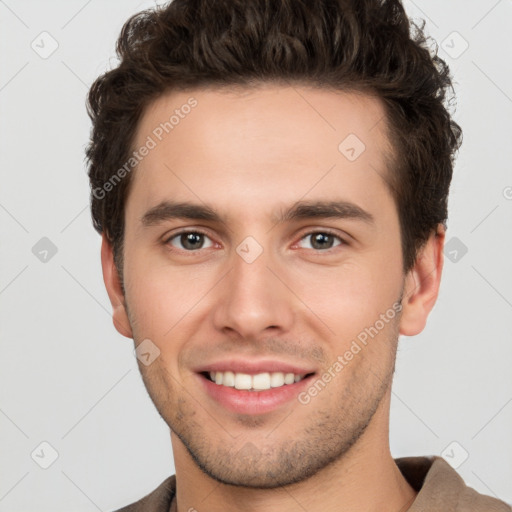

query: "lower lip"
left=198, top=373, right=315, bottom=415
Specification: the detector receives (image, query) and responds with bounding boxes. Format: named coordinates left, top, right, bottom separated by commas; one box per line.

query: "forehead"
left=128, top=85, right=395, bottom=223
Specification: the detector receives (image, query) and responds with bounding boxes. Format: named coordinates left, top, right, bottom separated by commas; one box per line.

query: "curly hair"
left=86, top=0, right=462, bottom=274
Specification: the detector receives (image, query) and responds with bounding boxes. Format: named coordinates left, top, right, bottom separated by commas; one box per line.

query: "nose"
left=212, top=243, right=295, bottom=340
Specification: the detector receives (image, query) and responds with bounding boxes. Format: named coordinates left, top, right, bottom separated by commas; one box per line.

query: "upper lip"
left=194, top=359, right=317, bottom=375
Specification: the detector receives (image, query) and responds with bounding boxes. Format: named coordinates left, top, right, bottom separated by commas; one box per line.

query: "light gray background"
left=0, top=0, right=511, bottom=510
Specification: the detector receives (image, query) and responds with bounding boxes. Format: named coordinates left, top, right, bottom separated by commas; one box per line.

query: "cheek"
left=123, top=251, right=216, bottom=338
left=290, top=262, right=399, bottom=320
left=288, top=256, right=402, bottom=343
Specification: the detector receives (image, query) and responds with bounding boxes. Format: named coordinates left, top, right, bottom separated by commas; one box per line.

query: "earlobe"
left=100, top=234, right=133, bottom=339
left=399, top=225, right=445, bottom=336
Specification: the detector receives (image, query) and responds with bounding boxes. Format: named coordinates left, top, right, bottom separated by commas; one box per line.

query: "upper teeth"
left=209, top=371, right=304, bottom=390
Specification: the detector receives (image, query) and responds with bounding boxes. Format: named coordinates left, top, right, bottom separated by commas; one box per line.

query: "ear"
left=100, top=234, right=133, bottom=338
left=399, top=225, right=445, bottom=336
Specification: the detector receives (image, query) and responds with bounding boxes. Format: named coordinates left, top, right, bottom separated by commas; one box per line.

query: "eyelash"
left=163, top=229, right=347, bottom=253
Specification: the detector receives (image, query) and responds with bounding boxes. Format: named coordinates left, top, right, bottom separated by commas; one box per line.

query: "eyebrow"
left=140, top=199, right=375, bottom=227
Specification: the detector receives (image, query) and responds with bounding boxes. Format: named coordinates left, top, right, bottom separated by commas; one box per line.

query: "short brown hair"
left=86, top=0, right=462, bottom=274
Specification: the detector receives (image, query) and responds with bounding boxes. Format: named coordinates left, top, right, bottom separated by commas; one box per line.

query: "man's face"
left=115, top=85, right=409, bottom=487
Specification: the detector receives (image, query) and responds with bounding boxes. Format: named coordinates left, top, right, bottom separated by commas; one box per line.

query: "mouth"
left=196, top=367, right=317, bottom=415
left=201, top=370, right=315, bottom=391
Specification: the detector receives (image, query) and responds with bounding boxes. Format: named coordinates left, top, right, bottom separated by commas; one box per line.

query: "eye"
left=166, top=231, right=214, bottom=251
left=296, top=231, right=345, bottom=251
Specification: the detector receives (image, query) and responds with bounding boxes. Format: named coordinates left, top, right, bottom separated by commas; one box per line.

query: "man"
left=86, top=0, right=510, bottom=511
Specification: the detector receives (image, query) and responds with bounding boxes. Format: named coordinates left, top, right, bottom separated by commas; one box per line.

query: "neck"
left=171, top=390, right=417, bottom=512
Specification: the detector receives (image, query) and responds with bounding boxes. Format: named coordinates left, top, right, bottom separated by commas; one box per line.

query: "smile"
left=198, top=370, right=317, bottom=415
left=206, top=371, right=309, bottom=391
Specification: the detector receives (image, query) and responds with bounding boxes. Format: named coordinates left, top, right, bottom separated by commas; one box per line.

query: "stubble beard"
left=133, top=331, right=398, bottom=489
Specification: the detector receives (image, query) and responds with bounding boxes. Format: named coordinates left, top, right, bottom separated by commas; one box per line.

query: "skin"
left=102, top=85, right=445, bottom=512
